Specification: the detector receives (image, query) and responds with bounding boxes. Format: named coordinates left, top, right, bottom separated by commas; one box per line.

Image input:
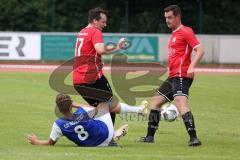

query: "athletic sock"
left=146, top=109, right=161, bottom=137
left=182, top=111, right=197, bottom=139
left=120, top=103, right=143, bottom=113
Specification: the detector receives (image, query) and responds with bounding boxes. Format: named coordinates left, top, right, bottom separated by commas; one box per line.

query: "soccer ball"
left=160, top=103, right=179, bottom=122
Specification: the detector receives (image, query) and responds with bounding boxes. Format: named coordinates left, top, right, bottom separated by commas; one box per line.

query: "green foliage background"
left=0, top=0, right=239, bottom=34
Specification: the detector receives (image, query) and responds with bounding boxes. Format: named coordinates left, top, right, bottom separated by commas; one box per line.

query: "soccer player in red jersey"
left=139, top=5, right=204, bottom=146
left=73, top=8, right=148, bottom=146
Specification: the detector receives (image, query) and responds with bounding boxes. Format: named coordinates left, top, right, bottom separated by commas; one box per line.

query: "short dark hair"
left=88, top=7, right=108, bottom=23
left=164, top=5, right=181, bottom=16
left=56, top=93, right=72, bottom=113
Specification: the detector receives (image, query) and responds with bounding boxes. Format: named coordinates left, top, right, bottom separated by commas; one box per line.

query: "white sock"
left=120, top=103, right=143, bottom=113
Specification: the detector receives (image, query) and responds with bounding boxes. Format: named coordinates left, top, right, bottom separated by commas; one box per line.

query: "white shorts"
left=95, top=113, right=114, bottom=147
left=81, top=106, right=114, bottom=147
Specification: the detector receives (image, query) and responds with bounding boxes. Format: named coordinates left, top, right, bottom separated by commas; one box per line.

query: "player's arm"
left=27, top=133, right=56, bottom=146
left=71, top=102, right=96, bottom=118
left=71, top=102, right=95, bottom=109
left=184, top=29, right=205, bottom=77
left=27, top=122, right=62, bottom=146
left=71, top=102, right=84, bottom=108
left=187, top=45, right=205, bottom=77
left=94, top=38, right=126, bottom=55
left=191, top=45, right=205, bottom=68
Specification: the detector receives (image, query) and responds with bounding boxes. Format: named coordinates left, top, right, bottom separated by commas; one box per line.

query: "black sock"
left=146, top=109, right=161, bottom=137
left=110, top=112, right=116, bottom=125
left=182, top=111, right=197, bottom=139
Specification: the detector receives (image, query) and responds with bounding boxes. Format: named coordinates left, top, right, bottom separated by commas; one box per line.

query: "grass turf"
left=0, top=72, right=240, bottom=160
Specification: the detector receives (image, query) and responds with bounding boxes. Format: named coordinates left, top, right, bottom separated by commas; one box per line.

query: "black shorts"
left=157, top=77, right=193, bottom=101
left=74, top=75, right=113, bottom=107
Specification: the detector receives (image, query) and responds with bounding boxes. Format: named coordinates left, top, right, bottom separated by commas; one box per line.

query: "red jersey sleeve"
left=92, top=30, right=103, bottom=45
left=184, top=28, right=200, bottom=49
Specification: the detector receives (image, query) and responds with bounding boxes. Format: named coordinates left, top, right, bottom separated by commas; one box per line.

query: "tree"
left=0, top=0, right=239, bottom=34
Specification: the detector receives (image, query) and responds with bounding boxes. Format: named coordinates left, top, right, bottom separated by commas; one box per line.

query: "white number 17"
left=75, top=38, right=84, bottom=57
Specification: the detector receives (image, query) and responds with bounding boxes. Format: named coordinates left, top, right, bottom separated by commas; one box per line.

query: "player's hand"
left=118, top=38, right=126, bottom=49
left=187, top=66, right=195, bottom=78
left=27, top=133, right=38, bottom=145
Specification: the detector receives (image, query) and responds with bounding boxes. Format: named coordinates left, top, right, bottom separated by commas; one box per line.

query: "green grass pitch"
left=0, top=71, right=240, bottom=160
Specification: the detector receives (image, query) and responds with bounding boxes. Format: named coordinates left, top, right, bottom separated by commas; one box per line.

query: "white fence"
left=0, top=32, right=41, bottom=60
left=158, top=34, right=240, bottom=63
left=0, top=32, right=239, bottom=63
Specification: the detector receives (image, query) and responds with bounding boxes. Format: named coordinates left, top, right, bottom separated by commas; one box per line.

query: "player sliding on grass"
left=27, top=93, right=148, bottom=147
left=138, top=5, right=204, bottom=146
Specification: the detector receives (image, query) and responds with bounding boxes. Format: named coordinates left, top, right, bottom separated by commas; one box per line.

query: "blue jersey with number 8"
left=55, top=108, right=109, bottom=146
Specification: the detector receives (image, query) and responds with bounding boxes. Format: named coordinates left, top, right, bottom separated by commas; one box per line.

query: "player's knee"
left=151, top=95, right=167, bottom=109
left=109, top=96, right=119, bottom=107
left=98, top=102, right=109, bottom=111
left=174, top=97, right=183, bottom=105
left=174, top=96, right=189, bottom=113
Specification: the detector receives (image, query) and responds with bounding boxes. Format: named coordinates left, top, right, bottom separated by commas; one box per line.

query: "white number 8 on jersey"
left=74, top=125, right=89, bottom=141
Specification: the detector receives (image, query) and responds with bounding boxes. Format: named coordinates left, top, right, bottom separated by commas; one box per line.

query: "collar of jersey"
left=172, top=25, right=183, bottom=33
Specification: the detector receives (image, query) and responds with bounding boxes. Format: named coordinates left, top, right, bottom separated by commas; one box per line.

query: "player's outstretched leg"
left=119, top=100, right=149, bottom=116
left=111, top=102, right=147, bottom=143
left=110, top=99, right=149, bottom=116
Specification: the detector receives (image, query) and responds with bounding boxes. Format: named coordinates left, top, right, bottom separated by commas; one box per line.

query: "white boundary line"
left=1, top=64, right=240, bottom=73
left=0, top=64, right=57, bottom=69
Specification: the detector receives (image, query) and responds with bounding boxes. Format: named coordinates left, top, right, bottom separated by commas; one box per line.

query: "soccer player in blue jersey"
left=27, top=93, right=148, bottom=147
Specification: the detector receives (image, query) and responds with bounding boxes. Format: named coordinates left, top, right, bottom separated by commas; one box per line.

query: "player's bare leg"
left=174, top=96, right=190, bottom=114
left=109, top=97, right=149, bottom=116
left=93, top=100, right=148, bottom=117
left=138, top=93, right=168, bottom=143
left=174, top=96, right=201, bottom=146
left=94, top=102, right=110, bottom=117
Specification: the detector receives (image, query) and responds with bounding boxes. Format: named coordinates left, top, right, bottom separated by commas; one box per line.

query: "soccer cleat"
left=113, top=124, right=129, bottom=141
left=188, top=137, right=202, bottom=146
left=138, top=100, right=149, bottom=116
left=108, top=139, right=119, bottom=147
left=136, top=136, right=154, bottom=143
